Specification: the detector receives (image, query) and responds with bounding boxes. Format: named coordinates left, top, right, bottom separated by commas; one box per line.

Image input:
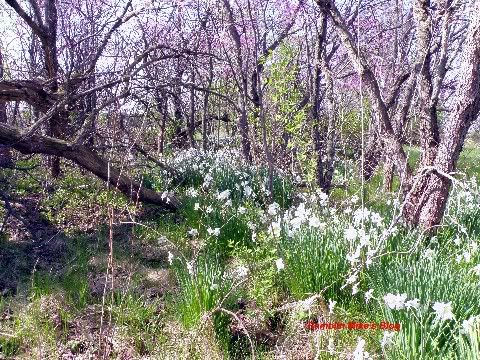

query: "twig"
left=217, top=307, right=256, bottom=360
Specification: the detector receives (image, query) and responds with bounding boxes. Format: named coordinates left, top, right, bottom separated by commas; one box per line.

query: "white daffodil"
left=244, top=185, right=253, bottom=197
left=432, top=302, right=455, bottom=322
left=346, top=273, right=358, bottom=285
left=471, top=241, right=479, bottom=253
left=424, top=248, right=435, bottom=261
left=217, top=189, right=231, bottom=201
left=327, top=338, right=335, bottom=354
left=268, top=202, right=280, bottom=216
left=462, top=316, right=479, bottom=334
left=207, top=227, right=220, bottom=237
left=308, top=215, right=322, bottom=228
left=381, top=331, right=396, bottom=347
left=168, top=251, right=174, bottom=265
left=269, top=220, right=281, bottom=238
left=187, top=261, right=194, bottom=275
left=365, top=289, right=374, bottom=304
left=383, top=293, right=407, bottom=310
left=186, top=187, right=198, bottom=197
left=210, top=283, right=219, bottom=290
left=352, top=283, right=359, bottom=295
left=345, top=226, right=357, bottom=241
left=275, top=258, right=285, bottom=271
left=347, top=247, right=361, bottom=264
left=236, top=266, right=249, bottom=278
left=405, top=298, right=420, bottom=310
left=370, top=212, right=383, bottom=225
left=352, top=337, right=369, bottom=360
left=471, top=264, right=480, bottom=276
left=188, top=228, right=199, bottom=237
left=328, top=299, right=336, bottom=314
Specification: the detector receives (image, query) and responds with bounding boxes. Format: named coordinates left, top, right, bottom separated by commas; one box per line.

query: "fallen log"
left=0, top=123, right=179, bottom=211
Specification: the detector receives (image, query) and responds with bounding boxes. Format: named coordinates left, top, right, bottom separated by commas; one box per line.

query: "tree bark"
left=311, top=11, right=337, bottom=193
left=0, top=49, right=12, bottom=168
left=403, top=7, right=480, bottom=229
left=0, top=123, right=179, bottom=211
left=413, top=0, right=440, bottom=167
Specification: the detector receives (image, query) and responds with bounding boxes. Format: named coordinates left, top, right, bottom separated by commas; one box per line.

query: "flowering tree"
left=0, top=0, right=479, bottom=228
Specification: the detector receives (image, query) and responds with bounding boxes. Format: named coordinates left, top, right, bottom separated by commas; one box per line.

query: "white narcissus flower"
left=206, top=205, right=213, bottom=214
left=327, top=338, right=335, bottom=354
left=328, top=299, right=336, bottom=314
left=168, top=251, right=174, bottom=265
left=405, top=298, right=420, bottom=310
left=383, top=293, right=407, bottom=310
left=345, top=226, right=357, bottom=241
left=269, top=220, right=281, bottom=238
left=238, top=206, right=247, bottom=214
left=462, top=316, right=479, bottom=334
left=347, top=246, right=361, bottom=264
left=308, top=215, right=322, bottom=228
left=194, top=203, right=200, bottom=211
left=236, top=266, right=249, bottom=278
left=244, top=185, right=253, bottom=197
left=432, top=302, right=455, bottom=322
left=275, top=258, right=285, bottom=271
left=188, top=228, right=199, bottom=237
left=207, top=227, right=220, bottom=237
left=370, top=212, right=383, bottom=225
left=352, top=337, right=369, bottom=360
left=217, top=189, right=231, bottom=201
left=381, top=331, right=396, bottom=347
left=471, top=264, right=480, bottom=276
left=424, top=248, right=435, bottom=261
left=186, top=187, right=198, bottom=197
left=346, top=273, right=358, bottom=285
left=317, top=190, right=328, bottom=204
left=471, top=241, right=478, bottom=253
left=352, top=283, right=359, bottom=295
left=210, top=283, right=218, bottom=290
left=365, top=289, right=374, bottom=303
left=187, top=261, right=194, bottom=275
left=267, top=202, right=280, bottom=216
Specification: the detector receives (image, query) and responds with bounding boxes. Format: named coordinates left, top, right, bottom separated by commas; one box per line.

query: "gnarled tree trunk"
left=403, top=9, right=480, bottom=229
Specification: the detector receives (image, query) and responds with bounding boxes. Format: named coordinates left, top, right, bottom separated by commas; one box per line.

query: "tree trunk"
left=383, top=158, right=394, bottom=192
left=188, top=71, right=196, bottom=148
left=0, top=49, right=12, bottom=168
left=311, top=11, right=337, bottom=193
left=0, top=123, right=179, bottom=211
left=403, top=8, right=480, bottom=229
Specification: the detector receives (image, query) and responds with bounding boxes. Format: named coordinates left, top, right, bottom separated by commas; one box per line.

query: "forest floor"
left=1, top=145, right=480, bottom=359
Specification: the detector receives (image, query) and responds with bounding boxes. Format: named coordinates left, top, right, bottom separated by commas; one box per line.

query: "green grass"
left=2, top=144, right=480, bottom=359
